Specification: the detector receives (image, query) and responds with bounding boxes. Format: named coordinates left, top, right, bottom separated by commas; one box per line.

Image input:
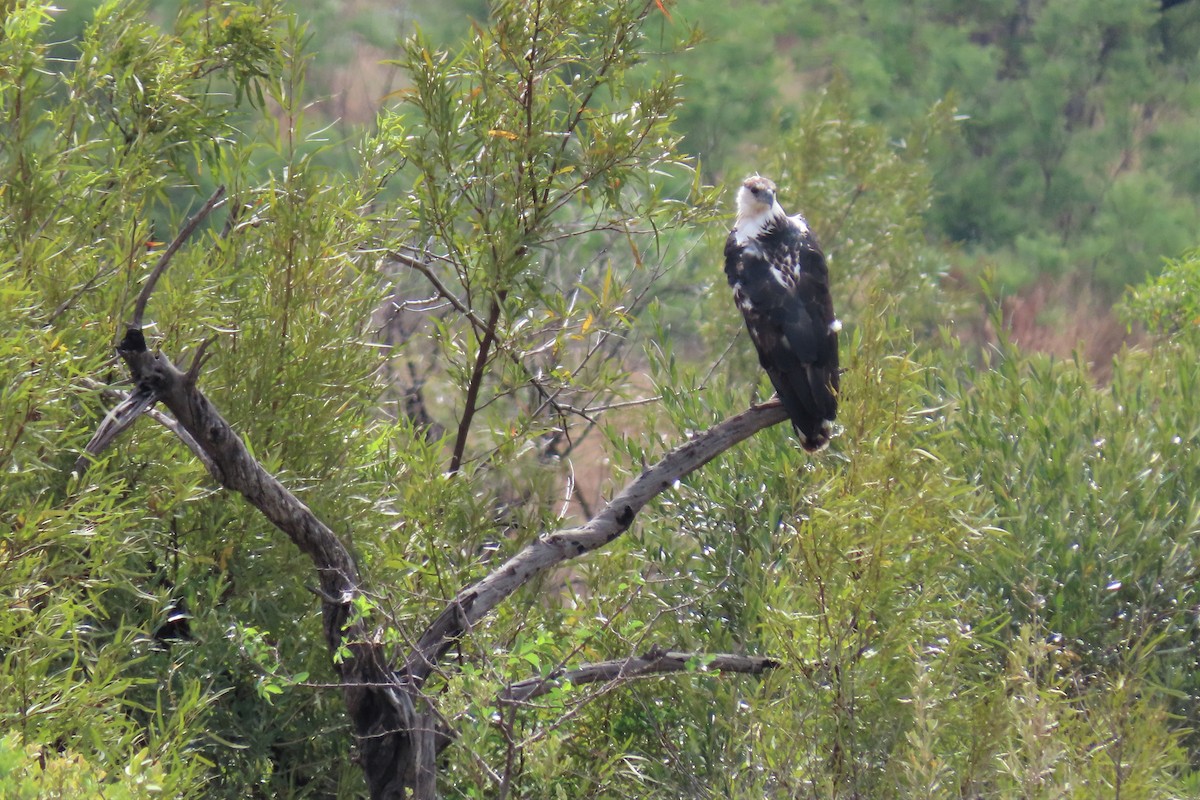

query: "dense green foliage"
left=2, top=2, right=386, bottom=795
left=4, top=1, right=1200, bottom=798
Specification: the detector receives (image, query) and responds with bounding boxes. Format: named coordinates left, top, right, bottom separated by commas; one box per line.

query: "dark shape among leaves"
left=152, top=597, right=192, bottom=649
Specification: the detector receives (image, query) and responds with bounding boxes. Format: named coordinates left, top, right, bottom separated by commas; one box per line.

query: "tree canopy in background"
left=667, top=0, right=1200, bottom=298
left=3, top=1, right=1200, bottom=798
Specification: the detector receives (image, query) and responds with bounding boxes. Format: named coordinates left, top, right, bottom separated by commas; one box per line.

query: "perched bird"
left=724, top=175, right=840, bottom=451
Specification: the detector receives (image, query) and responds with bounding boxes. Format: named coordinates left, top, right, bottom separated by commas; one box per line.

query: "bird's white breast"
left=734, top=205, right=809, bottom=246
left=733, top=211, right=770, bottom=245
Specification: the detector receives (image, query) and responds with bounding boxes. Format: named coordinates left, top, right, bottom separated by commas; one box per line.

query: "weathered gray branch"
left=403, top=399, right=790, bottom=686
left=75, top=385, right=159, bottom=474
left=500, top=649, right=780, bottom=705
left=98, top=326, right=789, bottom=797
left=94, top=322, right=790, bottom=800
left=83, top=192, right=419, bottom=799
left=113, top=326, right=417, bottom=798
left=75, top=379, right=216, bottom=476
left=86, top=205, right=793, bottom=800
left=115, top=328, right=361, bottom=644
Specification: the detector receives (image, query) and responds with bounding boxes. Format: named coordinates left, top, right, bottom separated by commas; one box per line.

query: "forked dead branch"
left=78, top=196, right=788, bottom=799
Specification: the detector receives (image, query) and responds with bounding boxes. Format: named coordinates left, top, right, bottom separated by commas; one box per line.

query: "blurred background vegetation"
left=51, top=0, right=1200, bottom=354
left=5, top=0, right=1200, bottom=797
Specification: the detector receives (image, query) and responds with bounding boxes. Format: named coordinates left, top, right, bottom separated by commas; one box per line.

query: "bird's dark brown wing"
left=725, top=225, right=839, bottom=450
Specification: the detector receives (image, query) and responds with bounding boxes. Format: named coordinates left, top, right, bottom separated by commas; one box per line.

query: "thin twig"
left=384, top=248, right=490, bottom=332
left=449, top=295, right=505, bottom=474
left=385, top=247, right=579, bottom=437
left=130, top=185, right=226, bottom=330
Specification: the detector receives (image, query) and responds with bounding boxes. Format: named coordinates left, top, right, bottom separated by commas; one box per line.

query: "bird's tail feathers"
left=771, top=370, right=837, bottom=452
left=796, top=419, right=833, bottom=452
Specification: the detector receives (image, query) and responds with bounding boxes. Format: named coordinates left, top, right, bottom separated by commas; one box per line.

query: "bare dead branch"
left=130, top=186, right=226, bottom=330
left=500, top=649, right=780, bottom=704
left=185, top=336, right=216, bottom=386
left=74, top=385, right=159, bottom=474
left=109, top=327, right=420, bottom=797
left=88, top=225, right=793, bottom=798
left=114, top=328, right=359, bottom=644
left=150, top=408, right=216, bottom=476
left=75, top=380, right=218, bottom=478
left=76, top=184, right=224, bottom=479
left=403, top=399, right=791, bottom=686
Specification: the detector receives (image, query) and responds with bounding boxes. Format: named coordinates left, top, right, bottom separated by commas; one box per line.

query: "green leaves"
left=942, top=332, right=1200, bottom=665
left=381, top=0, right=717, bottom=480
left=228, top=623, right=310, bottom=704
left=1123, top=248, right=1200, bottom=338
left=1, top=3, right=385, bottom=796
left=7, top=0, right=1200, bottom=796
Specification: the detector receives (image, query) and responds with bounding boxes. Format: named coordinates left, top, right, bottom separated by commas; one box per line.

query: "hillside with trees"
left=3, top=1, right=1200, bottom=798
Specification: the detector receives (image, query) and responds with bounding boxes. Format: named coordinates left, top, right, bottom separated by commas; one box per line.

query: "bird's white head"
left=734, top=174, right=786, bottom=244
